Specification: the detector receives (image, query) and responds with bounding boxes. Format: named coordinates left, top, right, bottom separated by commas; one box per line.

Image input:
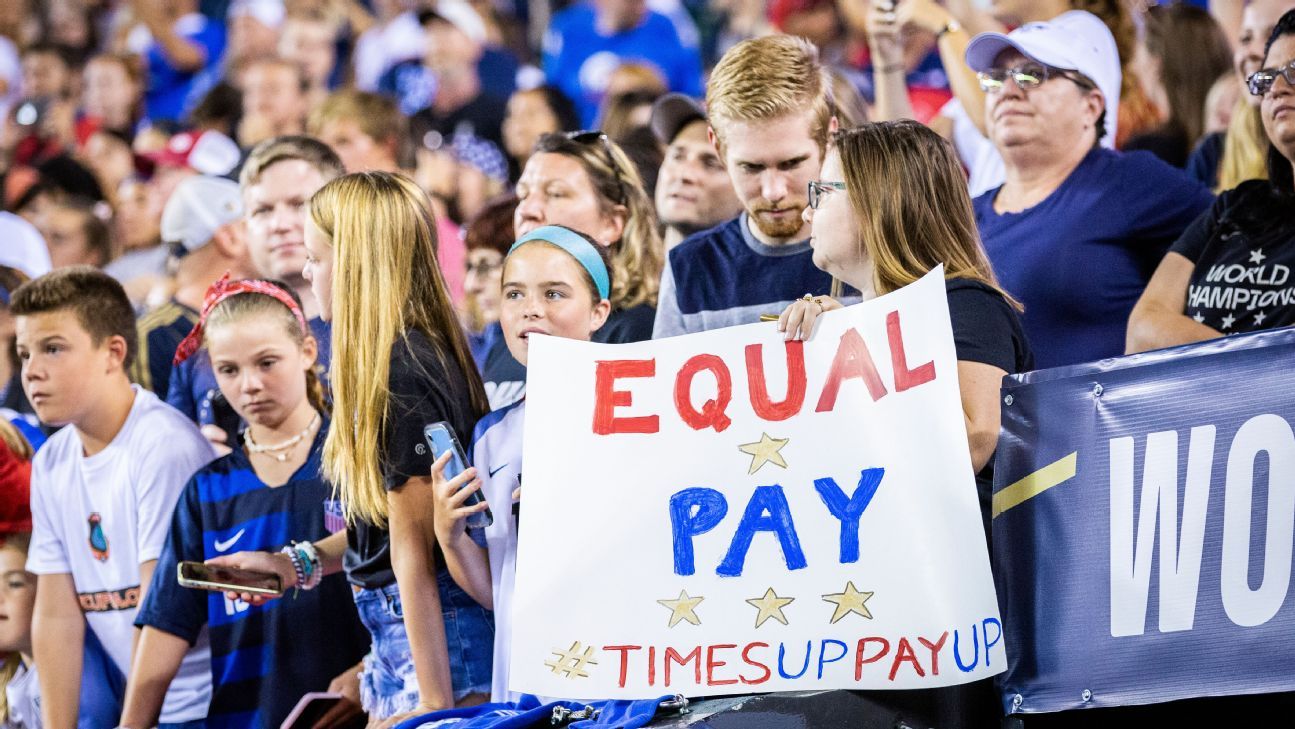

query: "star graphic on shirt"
left=1192, top=312, right=1205, bottom=323
left=1250, top=249, right=1266, bottom=265
left=822, top=581, right=875, bottom=624
left=656, top=589, right=704, bottom=628
left=746, top=587, right=795, bottom=628
left=1254, top=310, right=1268, bottom=326
left=738, top=433, right=789, bottom=475
left=1220, top=312, right=1237, bottom=329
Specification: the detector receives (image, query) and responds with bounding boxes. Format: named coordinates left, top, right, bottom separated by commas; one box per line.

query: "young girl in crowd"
left=121, top=278, right=369, bottom=729
left=433, top=224, right=612, bottom=703
left=0, top=421, right=120, bottom=729
left=217, top=172, right=494, bottom=727
left=0, top=421, right=35, bottom=729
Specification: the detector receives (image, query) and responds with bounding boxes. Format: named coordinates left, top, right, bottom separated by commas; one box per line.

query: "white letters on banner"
left=510, top=269, right=1004, bottom=698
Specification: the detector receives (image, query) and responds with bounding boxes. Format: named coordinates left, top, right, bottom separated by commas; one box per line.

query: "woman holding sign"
left=779, top=120, right=1033, bottom=531
left=780, top=118, right=1032, bottom=729
left=432, top=224, right=612, bottom=703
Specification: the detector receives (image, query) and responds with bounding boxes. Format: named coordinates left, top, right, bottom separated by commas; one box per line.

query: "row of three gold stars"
left=657, top=583, right=874, bottom=629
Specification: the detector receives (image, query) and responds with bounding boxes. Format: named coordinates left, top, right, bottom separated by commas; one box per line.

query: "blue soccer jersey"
left=138, top=423, right=370, bottom=728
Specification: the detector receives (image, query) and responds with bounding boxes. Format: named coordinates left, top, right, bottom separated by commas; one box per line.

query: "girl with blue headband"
left=432, top=224, right=611, bottom=704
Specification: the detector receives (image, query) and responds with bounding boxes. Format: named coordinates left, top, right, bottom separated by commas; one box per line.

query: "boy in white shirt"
left=10, top=267, right=215, bottom=729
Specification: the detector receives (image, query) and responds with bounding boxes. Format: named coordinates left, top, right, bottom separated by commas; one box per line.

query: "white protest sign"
left=511, top=269, right=1004, bottom=699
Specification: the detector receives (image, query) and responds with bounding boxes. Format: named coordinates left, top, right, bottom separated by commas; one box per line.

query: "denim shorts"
left=353, top=569, right=494, bottom=719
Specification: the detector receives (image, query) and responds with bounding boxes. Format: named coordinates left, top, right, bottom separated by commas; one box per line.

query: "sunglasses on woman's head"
left=977, top=62, right=1095, bottom=94
left=1248, top=59, right=1295, bottom=96
left=563, top=130, right=628, bottom=204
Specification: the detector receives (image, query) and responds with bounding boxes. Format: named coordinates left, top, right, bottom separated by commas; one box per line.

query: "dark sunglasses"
left=1249, top=59, right=1295, bottom=96
left=978, top=62, right=1095, bottom=94
left=808, top=181, right=846, bottom=210
left=563, top=130, right=628, bottom=204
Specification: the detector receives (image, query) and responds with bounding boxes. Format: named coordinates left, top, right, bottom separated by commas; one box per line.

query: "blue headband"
left=508, top=226, right=611, bottom=301
left=0, top=284, right=8, bottom=306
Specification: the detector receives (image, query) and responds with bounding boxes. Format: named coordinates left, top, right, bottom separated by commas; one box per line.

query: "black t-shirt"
left=946, top=278, right=1034, bottom=530
left=592, top=303, right=656, bottom=344
left=345, top=329, right=481, bottom=588
left=1170, top=179, right=1295, bottom=335
left=409, top=93, right=508, bottom=154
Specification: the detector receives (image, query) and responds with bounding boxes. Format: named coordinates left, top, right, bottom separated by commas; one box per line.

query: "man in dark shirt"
left=653, top=35, right=844, bottom=338
left=393, top=4, right=509, bottom=156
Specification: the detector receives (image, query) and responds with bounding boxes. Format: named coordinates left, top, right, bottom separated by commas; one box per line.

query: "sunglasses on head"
left=977, top=62, right=1095, bottom=94
left=1248, top=59, right=1295, bottom=96
left=563, top=130, right=628, bottom=204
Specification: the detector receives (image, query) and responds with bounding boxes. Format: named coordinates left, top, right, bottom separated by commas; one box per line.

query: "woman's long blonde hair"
left=1217, top=99, right=1270, bottom=192
left=310, top=172, right=489, bottom=527
left=835, top=122, right=1020, bottom=309
left=533, top=133, right=662, bottom=310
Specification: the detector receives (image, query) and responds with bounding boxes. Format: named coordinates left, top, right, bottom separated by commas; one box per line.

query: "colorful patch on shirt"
left=324, top=499, right=346, bottom=535
left=87, top=512, right=109, bottom=562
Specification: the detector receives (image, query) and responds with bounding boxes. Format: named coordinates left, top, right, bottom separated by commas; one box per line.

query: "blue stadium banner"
left=992, top=327, right=1295, bottom=714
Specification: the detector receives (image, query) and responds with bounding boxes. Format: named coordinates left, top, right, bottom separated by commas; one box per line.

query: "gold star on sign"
left=746, top=587, right=795, bottom=628
left=657, top=589, right=704, bottom=628
left=822, top=581, right=874, bottom=623
left=738, top=432, right=790, bottom=475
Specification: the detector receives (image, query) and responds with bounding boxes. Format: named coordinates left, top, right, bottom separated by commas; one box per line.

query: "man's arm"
left=34, top=573, right=85, bottom=729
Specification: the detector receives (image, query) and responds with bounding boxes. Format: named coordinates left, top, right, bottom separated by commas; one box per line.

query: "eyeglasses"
left=977, top=63, right=1094, bottom=94
left=1248, top=59, right=1295, bottom=95
left=465, top=259, right=502, bottom=275
left=564, top=130, right=628, bottom=204
left=808, top=181, right=847, bottom=209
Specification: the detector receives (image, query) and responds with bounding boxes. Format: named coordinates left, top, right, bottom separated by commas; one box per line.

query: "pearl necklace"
left=244, top=412, right=320, bottom=462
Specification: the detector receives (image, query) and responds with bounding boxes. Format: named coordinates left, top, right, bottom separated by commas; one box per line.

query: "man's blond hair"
left=705, top=35, right=834, bottom=153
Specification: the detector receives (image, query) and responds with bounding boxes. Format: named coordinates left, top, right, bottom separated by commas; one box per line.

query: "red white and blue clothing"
left=137, top=422, right=370, bottom=728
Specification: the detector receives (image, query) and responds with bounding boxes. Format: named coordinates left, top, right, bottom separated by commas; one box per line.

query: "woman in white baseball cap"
left=964, top=13, right=1216, bottom=369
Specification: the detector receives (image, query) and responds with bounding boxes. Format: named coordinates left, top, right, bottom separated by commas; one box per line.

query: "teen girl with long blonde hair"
left=215, top=172, right=493, bottom=726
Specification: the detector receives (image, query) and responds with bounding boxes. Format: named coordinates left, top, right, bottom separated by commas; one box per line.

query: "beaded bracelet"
left=295, top=540, right=323, bottom=590
left=280, top=544, right=306, bottom=590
